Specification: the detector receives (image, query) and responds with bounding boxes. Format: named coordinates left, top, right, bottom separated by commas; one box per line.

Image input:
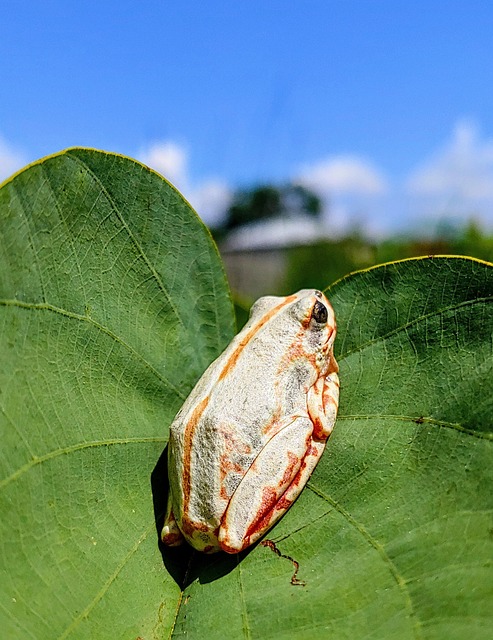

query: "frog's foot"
left=218, top=416, right=317, bottom=554
left=161, top=496, right=185, bottom=547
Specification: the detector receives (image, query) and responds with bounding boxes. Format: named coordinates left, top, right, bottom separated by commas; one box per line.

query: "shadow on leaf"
left=151, top=445, right=251, bottom=589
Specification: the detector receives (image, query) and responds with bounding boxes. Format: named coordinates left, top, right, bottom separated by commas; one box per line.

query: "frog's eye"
left=311, top=300, right=328, bottom=324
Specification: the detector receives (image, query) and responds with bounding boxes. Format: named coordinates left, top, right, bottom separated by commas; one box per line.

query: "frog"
left=161, top=289, right=339, bottom=553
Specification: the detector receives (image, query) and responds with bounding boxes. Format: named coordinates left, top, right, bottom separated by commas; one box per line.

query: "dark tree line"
left=223, top=183, right=323, bottom=231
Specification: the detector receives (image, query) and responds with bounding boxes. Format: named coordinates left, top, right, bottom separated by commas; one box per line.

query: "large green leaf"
left=165, top=257, right=493, bottom=640
left=1, top=151, right=492, bottom=639
left=0, top=149, right=234, bottom=638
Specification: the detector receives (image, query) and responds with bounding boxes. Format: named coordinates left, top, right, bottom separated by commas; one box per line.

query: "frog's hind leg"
left=218, top=416, right=316, bottom=554
left=161, top=493, right=185, bottom=547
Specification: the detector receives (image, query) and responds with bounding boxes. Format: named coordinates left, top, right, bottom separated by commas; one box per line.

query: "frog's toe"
left=161, top=498, right=185, bottom=547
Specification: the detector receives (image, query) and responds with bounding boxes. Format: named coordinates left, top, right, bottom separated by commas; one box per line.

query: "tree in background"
left=224, top=183, right=322, bottom=231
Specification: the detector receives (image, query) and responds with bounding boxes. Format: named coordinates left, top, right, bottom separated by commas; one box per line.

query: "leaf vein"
left=168, top=552, right=195, bottom=639
left=167, top=593, right=184, bottom=640
left=0, top=298, right=185, bottom=400
left=10, top=180, right=47, bottom=302
left=41, top=164, right=89, bottom=308
left=64, top=152, right=186, bottom=332
left=339, top=295, right=493, bottom=360
left=57, top=523, right=153, bottom=640
left=0, top=436, right=166, bottom=489
left=237, top=555, right=252, bottom=640
left=307, top=484, right=423, bottom=640
left=337, top=414, right=493, bottom=440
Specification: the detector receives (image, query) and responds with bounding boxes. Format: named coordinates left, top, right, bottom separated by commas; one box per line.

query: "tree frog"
left=162, top=289, right=339, bottom=554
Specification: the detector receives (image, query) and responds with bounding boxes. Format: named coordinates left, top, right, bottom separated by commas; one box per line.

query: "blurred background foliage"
left=284, top=220, right=493, bottom=291
left=212, top=183, right=493, bottom=327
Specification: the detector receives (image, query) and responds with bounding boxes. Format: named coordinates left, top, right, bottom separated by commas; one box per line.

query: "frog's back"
left=167, top=290, right=330, bottom=549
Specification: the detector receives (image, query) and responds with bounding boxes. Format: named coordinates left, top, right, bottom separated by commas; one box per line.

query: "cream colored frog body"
left=162, top=289, right=339, bottom=553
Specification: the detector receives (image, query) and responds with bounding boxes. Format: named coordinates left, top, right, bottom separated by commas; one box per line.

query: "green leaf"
left=0, top=149, right=234, bottom=638
left=1, top=151, right=492, bottom=639
left=165, top=258, right=493, bottom=639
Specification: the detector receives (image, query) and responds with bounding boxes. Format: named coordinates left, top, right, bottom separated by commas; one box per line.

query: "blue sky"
left=2, top=1, right=493, bottom=236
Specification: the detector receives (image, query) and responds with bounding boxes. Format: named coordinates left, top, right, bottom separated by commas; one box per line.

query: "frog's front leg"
left=307, top=369, right=340, bottom=440
left=272, top=369, right=340, bottom=521
left=218, top=416, right=314, bottom=553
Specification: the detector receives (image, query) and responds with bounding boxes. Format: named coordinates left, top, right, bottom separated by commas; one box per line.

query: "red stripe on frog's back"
left=217, top=295, right=297, bottom=382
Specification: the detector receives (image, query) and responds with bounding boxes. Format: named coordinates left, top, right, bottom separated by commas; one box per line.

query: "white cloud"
left=297, top=155, right=388, bottom=196
left=139, top=141, right=188, bottom=189
left=292, top=124, right=493, bottom=238
left=132, top=124, right=493, bottom=241
left=0, top=136, right=27, bottom=182
left=407, top=120, right=493, bottom=200
left=291, top=154, right=389, bottom=238
left=139, top=140, right=232, bottom=226
left=189, top=179, right=232, bottom=228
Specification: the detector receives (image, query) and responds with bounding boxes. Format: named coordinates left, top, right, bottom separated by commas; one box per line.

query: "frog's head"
left=288, top=289, right=337, bottom=374
left=246, top=289, right=337, bottom=375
